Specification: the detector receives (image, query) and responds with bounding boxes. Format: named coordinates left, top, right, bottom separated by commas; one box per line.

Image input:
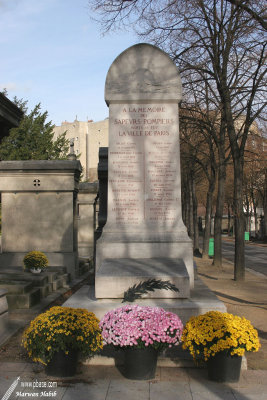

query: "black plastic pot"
left=123, top=347, right=158, bottom=380
left=45, top=349, right=78, bottom=377
left=207, top=351, right=242, bottom=382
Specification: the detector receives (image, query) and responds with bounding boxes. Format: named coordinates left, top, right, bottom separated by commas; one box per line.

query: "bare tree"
left=180, top=103, right=217, bottom=260
left=90, top=0, right=267, bottom=280
left=243, top=126, right=267, bottom=236
left=180, top=108, right=204, bottom=255
left=225, top=0, right=267, bottom=30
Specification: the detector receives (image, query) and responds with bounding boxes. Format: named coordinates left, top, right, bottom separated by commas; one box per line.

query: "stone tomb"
left=0, top=160, right=82, bottom=278
left=95, top=44, right=193, bottom=299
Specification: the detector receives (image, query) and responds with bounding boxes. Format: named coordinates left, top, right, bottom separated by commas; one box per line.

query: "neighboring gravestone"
left=95, top=43, right=193, bottom=299
left=77, top=181, right=98, bottom=259
left=0, top=160, right=82, bottom=278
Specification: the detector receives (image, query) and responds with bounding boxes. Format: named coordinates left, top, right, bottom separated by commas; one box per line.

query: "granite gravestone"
left=95, top=44, right=193, bottom=299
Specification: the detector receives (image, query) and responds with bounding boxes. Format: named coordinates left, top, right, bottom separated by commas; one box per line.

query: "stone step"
left=46, top=266, right=68, bottom=274
left=63, top=280, right=227, bottom=322
left=45, top=271, right=59, bottom=283
left=0, top=271, right=68, bottom=286
left=0, top=280, right=34, bottom=294
left=0, top=267, right=73, bottom=309
left=0, top=269, right=71, bottom=306
left=0, top=272, right=49, bottom=287
left=0, top=267, right=25, bottom=274
left=62, top=273, right=71, bottom=286
left=52, top=277, right=64, bottom=291
left=6, top=288, right=41, bottom=309
left=38, top=283, right=53, bottom=298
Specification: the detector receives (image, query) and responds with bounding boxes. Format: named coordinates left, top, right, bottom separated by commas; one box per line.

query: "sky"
left=0, top=0, right=138, bottom=125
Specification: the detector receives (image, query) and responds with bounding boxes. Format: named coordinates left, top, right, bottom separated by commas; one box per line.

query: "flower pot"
left=207, top=351, right=242, bottom=382
left=123, top=347, right=158, bottom=380
left=45, top=349, right=78, bottom=377
left=30, top=268, right=42, bottom=274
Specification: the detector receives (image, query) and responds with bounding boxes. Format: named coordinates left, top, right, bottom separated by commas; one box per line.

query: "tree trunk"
left=213, top=161, right=226, bottom=268
left=181, top=176, right=188, bottom=228
left=227, top=203, right=232, bottom=235
left=183, top=173, right=193, bottom=235
left=244, top=194, right=250, bottom=232
left=254, top=210, right=258, bottom=237
left=192, top=177, right=200, bottom=255
left=188, top=173, right=194, bottom=239
left=264, top=170, right=267, bottom=240
left=251, top=192, right=258, bottom=237
left=233, top=158, right=245, bottom=281
left=202, top=179, right=215, bottom=259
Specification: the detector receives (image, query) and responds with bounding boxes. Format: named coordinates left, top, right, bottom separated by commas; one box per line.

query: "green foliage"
left=12, top=95, right=28, bottom=114
left=1, top=88, right=8, bottom=96
left=23, top=251, right=48, bottom=271
left=122, top=278, right=179, bottom=302
left=1, top=89, right=28, bottom=114
left=0, top=103, right=69, bottom=160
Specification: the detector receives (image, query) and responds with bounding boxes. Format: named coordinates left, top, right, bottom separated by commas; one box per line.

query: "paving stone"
left=150, top=381, right=192, bottom=400
left=189, top=379, right=233, bottom=394
left=191, top=392, right=236, bottom=400
left=0, top=362, right=28, bottom=374
left=62, top=381, right=109, bottom=400
left=232, top=391, right=267, bottom=400
left=107, top=380, right=149, bottom=400
left=159, top=367, right=191, bottom=382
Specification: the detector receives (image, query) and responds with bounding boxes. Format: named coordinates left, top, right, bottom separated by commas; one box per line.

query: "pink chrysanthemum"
left=100, top=305, right=183, bottom=351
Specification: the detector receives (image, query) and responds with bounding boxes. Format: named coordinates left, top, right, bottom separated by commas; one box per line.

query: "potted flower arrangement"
left=23, top=251, right=48, bottom=273
left=22, top=306, right=103, bottom=377
left=100, top=304, right=183, bottom=380
left=182, top=311, right=260, bottom=382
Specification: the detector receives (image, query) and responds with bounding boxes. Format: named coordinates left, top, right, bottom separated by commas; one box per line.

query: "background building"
left=0, top=93, right=23, bottom=143
left=53, top=118, right=109, bottom=181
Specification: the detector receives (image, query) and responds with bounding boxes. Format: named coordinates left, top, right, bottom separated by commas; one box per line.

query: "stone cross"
left=68, top=138, right=76, bottom=160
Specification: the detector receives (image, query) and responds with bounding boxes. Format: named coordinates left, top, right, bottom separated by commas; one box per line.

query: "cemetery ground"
left=0, top=255, right=266, bottom=372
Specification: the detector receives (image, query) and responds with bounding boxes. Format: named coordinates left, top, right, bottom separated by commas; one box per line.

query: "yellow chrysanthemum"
left=181, top=311, right=260, bottom=362
left=22, top=306, right=103, bottom=365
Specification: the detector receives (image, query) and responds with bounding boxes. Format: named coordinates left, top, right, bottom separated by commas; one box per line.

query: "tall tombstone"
left=95, top=43, right=193, bottom=299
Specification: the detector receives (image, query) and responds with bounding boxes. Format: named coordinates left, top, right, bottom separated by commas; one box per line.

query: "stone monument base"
left=95, top=258, right=190, bottom=298
left=63, top=277, right=226, bottom=323
left=63, top=277, right=227, bottom=366
left=95, top=233, right=194, bottom=299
